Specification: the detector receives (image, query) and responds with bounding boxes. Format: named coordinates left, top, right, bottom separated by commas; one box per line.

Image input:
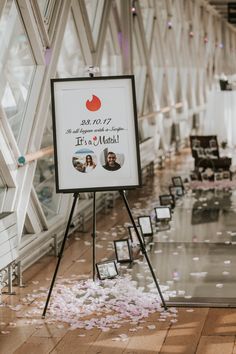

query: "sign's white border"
left=51, top=75, right=142, bottom=192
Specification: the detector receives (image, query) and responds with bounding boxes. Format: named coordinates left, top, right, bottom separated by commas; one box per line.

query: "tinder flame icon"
left=86, top=95, right=101, bottom=111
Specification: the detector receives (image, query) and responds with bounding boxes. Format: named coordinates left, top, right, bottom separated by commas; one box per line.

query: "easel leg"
left=119, top=190, right=168, bottom=310
left=42, top=193, right=79, bottom=318
left=92, top=192, right=96, bottom=281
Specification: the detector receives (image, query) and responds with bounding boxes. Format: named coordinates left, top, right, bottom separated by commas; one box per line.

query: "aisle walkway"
left=1, top=149, right=236, bottom=353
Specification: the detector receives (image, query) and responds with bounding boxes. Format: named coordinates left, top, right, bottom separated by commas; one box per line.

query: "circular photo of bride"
left=72, top=149, right=97, bottom=173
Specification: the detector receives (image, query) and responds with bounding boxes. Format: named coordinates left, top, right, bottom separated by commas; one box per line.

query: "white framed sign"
left=51, top=76, right=142, bottom=192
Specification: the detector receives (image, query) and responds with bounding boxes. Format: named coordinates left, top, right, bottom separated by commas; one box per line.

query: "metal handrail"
left=18, top=146, right=54, bottom=166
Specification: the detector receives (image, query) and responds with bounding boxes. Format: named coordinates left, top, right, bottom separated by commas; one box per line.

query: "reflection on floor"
left=2, top=148, right=236, bottom=353
left=125, top=149, right=236, bottom=306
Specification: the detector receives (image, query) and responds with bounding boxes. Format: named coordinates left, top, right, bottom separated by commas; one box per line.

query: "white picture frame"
left=114, top=239, right=132, bottom=263
left=155, top=206, right=171, bottom=222
left=169, top=185, right=184, bottom=198
left=138, top=216, right=153, bottom=236
left=128, top=225, right=142, bottom=245
left=172, top=176, right=183, bottom=187
left=96, top=260, right=119, bottom=280
left=159, top=194, right=175, bottom=209
left=51, top=76, right=141, bottom=192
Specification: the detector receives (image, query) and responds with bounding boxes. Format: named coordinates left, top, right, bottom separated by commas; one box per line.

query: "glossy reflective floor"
left=2, top=148, right=236, bottom=353
left=126, top=149, right=236, bottom=306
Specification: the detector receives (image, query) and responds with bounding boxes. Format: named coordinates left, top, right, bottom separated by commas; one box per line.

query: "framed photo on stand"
left=159, top=194, right=175, bottom=209
left=172, top=176, right=184, bottom=187
left=96, top=260, right=119, bottom=280
left=128, top=225, right=142, bottom=245
left=201, top=172, right=209, bottom=181
left=169, top=185, right=184, bottom=198
left=190, top=171, right=199, bottom=181
left=155, top=206, right=171, bottom=230
left=114, top=238, right=132, bottom=263
left=214, top=172, right=223, bottom=181
left=138, top=216, right=153, bottom=237
left=222, top=171, right=231, bottom=180
left=155, top=206, right=171, bottom=223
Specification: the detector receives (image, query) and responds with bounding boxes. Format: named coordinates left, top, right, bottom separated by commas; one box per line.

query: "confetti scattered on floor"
left=15, top=275, right=177, bottom=332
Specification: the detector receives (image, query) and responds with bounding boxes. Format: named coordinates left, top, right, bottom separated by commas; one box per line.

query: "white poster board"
left=51, top=76, right=142, bottom=192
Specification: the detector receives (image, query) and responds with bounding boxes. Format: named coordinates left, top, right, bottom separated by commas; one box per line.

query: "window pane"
left=57, top=11, right=85, bottom=77
left=139, top=1, right=155, bottom=48
left=133, top=28, right=147, bottom=114
left=34, top=10, right=86, bottom=220
left=84, top=0, right=105, bottom=44
left=36, top=0, right=49, bottom=15
left=36, top=0, right=57, bottom=27
left=0, top=174, right=7, bottom=212
left=33, top=109, right=60, bottom=221
left=100, top=26, right=122, bottom=76
left=0, top=0, right=36, bottom=141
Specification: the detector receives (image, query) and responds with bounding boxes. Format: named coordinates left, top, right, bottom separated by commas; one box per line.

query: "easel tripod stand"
left=42, top=189, right=167, bottom=318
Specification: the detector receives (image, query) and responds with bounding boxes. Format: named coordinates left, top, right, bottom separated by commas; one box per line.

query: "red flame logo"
left=86, top=95, right=101, bottom=111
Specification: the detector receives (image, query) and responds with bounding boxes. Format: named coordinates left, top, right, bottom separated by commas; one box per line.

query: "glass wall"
left=100, top=25, right=122, bottom=76
left=34, top=9, right=86, bottom=220
left=0, top=174, right=7, bottom=212
left=57, top=11, right=85, bottom=78
left=84, top=0, right=105, bottom=44
left=33, top=109, right=59, bottom=220
left=0, top=0, right=36, bottom=141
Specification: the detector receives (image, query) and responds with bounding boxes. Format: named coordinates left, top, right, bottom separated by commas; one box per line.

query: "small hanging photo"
left=138, top=216, right=153, bottom=236
left=96, top=260, right=119, bottom=280
left=114, top=238, right=133, bottom=263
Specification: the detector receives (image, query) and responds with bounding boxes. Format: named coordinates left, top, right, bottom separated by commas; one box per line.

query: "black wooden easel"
left=42, top=189, right=167, bottom=317
left=92, top=191, right=96, bottom=281
left=42, top=68, right=167, bottom=317
left=42, top=192, right=79, bottom=317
